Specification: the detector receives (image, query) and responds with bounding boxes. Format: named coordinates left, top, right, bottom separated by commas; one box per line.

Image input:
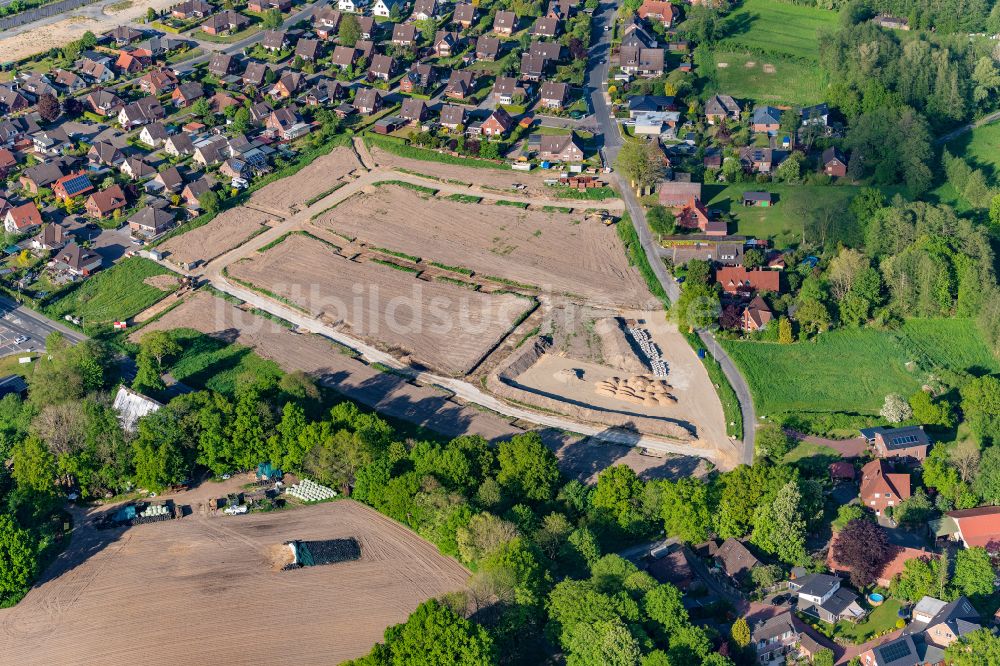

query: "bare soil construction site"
left=367, top=144, right=557, bottom=197
left=311, top=183, right=651, bottom=308
left=0, top=500, right=468, bottom=666
left=160, top=207, right=276, bottom=268
left=226, top=232, right=534, bottom=375
left=247, top=147, right=362, bottom=216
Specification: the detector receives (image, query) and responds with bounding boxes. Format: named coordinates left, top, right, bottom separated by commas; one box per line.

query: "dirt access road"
left=0, top=499, right=468, bottom=666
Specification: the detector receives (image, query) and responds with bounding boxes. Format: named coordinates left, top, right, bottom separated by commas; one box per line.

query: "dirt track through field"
left=312, top=184, right=651, bottom=308
left=160, top=208, right=275, bottom=267
left=227, top=233, right=534, bottom=375
left=134, top=291, right=521, bottom=440
left=0, top=501, right=468, bottom=666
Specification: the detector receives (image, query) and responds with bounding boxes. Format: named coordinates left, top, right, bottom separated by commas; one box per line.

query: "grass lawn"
left=930, top=120, right=1000, bottom=210
left=165, top=328, right=282, bottom=395
left=900, top=318, right=1000, bottom=375
left=703, top=51, right=828, bottom=106
left=703, top=184, right=864, bottom=246
left=831, top=599, right=903, bottom=644
left=783, top=439, right=839, bottom=465
left=42, top=258, right=178, bottom=330
left=722, top=321, right=998, bottom=419
left=718, top=0, right=838, bottom=61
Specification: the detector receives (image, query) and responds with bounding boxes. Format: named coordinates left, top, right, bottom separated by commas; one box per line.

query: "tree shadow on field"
left=319, top=369, right=510, bottom=442
left=541, top=425, right=706, bottom=483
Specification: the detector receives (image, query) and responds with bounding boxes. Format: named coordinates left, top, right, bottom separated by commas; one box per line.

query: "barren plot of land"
left=0, top=0, right=175, bottom=61
left=248, top=148, right=362, bottom=215
left=313, top=185, right=651, bottom=308
left=228, top=233, right=532, bottom=375
left=369, top=145, right=556, bottom=196
left=0, top=501, right=468, bottom=666
left=160, top=208, right=274, bottom=267
left=134, top=291, right=520, bottom=440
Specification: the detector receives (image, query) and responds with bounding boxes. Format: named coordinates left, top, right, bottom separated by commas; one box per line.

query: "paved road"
left=585, top=1, right=756, bottom=465
left=0, top=295, right=86, bottom=349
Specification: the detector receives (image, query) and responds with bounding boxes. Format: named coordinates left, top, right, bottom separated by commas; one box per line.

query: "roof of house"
left=129, top=205, right=174, bottom=230
left=744, top=294, right=772, bottom=329
left=55, top=172, right=94, bottom=197
left=369, top=54, right=394, bottom=76
left=6, top=202, right=42, bottom=230
left=261, top=29, right=287, bottom=49
left=538, top=133, right=582, bottom=157
left=751, top=611, right=796, bottom=645
left=532, top=16, right=559, bottom=35
left=539, top=80, right=568, bottom=100
left=392, top=23, right=417, bottom=42
left=494, top=10, right=516, bottom=28
left=476, top=35, right=501, bottom=57
left=714, top=538, right=760, bottom=578
left=354, top=87, right=381, bottom=110
left=911, top=596, right=980, bottom=639
left=400, top=97, right=427, bottom=120
left=155, top=166, right=184, bottom=191
left=944, top=506, right=1000, bottom=548
left=439, top=104, right=465, bottom=125
left=23, top=161, right=65, bottom=187
left=453, top=2, right=475, bottom=21
left=331, top=45, right=357, bottom=66
left=752, top=105, right=782, bottom=125
left=823, top=146, right=846, bottom=164
left=861, top=426, right=931, bottom=451
left=53, top=242, right=99, bottom=272
left=716, top=266, right=780, bottom=293
left=296, top=38, right=320, bottom=59
left=87, top=184, right=127, bottom=214
left=113, top=385, right=163, bottom=432
left=860, top=459, right=911, bottom=501
left=791, top=573, right=841, bottom=599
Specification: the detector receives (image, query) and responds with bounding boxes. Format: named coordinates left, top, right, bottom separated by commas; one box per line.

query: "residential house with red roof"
left=716, top=267, right=780, bottom=295
left=4, top=202, right=43, bottom=234
left=860, top=459, right=910, bottom=516
left=85, top=185, right=128, bottom=219
left=53, top=172, right=95, bottom=201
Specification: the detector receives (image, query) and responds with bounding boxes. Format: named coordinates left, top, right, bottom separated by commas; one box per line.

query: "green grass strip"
left=373, top=180, right=439, bottom=196
left=495, top=199, right=528, bottom=208
left=370, top=258, right=422, bottom=274
left=617, top=213, right=669, bottom=307
left=429, top=261, right=474, bottom=276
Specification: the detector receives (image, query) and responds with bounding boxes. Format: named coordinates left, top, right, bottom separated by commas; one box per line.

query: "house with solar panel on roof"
left=860, top=425, right=931, bottom=462
left=857, top=596, right=980, bottom=666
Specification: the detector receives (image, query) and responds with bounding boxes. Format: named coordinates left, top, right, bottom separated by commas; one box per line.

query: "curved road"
left=584, top=0, right=756, bottom=464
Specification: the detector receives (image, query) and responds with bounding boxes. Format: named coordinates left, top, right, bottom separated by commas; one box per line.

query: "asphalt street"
left=585, top=2, right=756, bottom=464
left=0, top=295, right=85, bottom=354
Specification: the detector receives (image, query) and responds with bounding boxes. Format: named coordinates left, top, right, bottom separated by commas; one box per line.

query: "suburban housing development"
left=0, top=0, right=1000, bottom=663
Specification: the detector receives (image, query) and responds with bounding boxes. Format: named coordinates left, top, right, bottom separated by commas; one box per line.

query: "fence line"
left=0, top=0, right=103, bottom=34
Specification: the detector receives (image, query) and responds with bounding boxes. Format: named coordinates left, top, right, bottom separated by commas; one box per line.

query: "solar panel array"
left=878, top=639, right=912, bottom=662
left=62, top=174, right=92, bottom=195
left=889, top=434, right=919, bottom=446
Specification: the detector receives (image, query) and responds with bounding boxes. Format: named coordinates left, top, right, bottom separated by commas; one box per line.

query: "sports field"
left=718, top=0, right=838, bottom=61
left=722, top=321, right=999, bottom=417
left=706, top=51, right=827, bottom=105
left=705, top=0, right=836, bottom=104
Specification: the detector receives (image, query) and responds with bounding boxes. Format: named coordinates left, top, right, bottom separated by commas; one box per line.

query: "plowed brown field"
left=160, top=207, right=274, bottom=267
left=248, top=148, right=362, bottom=215
left=0, top=500, right=468, bottom=666
left=311, top=184, right=651, bottom=308
left=226, top=233, right=533, bottom=374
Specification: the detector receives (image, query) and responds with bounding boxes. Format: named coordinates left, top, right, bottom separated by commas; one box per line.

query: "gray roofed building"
left=113, top=386, right=163, bottom=433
